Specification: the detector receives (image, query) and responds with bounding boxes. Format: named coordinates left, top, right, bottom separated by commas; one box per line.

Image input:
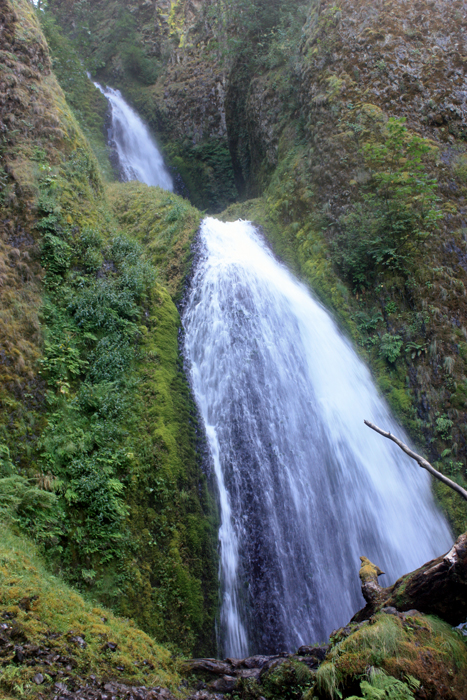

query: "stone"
left=381, top=606, right=398, bottom=615
left=207, top=676, right=237, bottom=693
left=34, top=673, right=44, bottom=685
left=297, top=644, right=329, bottom=662
left=182, top=659, right=233, bottom=676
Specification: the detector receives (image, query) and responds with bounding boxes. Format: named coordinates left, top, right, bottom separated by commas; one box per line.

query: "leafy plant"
left=435, top=414, right=453, bottom=440
left=379, top=334, right=403, bottom=364
left=262, top=660, right=314, bottom=700
left=0, top=444, right=59, bottom=541
left=348, top=669, right=418, bottom=700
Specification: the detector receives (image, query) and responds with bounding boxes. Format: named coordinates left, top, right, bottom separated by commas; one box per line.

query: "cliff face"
left=0, top=0, right=217, bottom=659
left=47, top=0, right=237, bottom=210
left=235, top=0, right=467, bottom=534
left=1, top=0, right=467, bottom=697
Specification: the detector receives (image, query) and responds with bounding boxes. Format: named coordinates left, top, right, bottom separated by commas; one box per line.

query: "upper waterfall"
left=182, top=217, right=453, bottom=658
left=94, top=83, right=173, bottom=191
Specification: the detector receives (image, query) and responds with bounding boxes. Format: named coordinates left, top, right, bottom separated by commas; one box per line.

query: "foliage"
left=379, top=334, right=403, bottom=364
left=106, top=182, right=201, bottom=299
left=166, top=137, right=238, bottom=213
left=39, top=11, right=114, bottom=179
left=347, top=669, right=418, bottom=700
left=32, top=176, right=216, bottom=653
left=1, top=0, right=217, bottom=656
left=332, top=118, right=442, bottom=290
left=262, top=660, right=314, bottom=700
left=220, top=0, right=306, bottom=66
left=435, top=414, right=454, bottom=440
left=0, top=445, right=59, bottom=542
left=314, top=613, right=467, bottom=699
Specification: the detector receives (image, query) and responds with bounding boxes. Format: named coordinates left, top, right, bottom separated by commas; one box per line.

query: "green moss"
left=387, top=388, right=413, bottom=421
left=0, top=526, right=180, bottom=698
left=1, top=0, right=217, bottom=657
left=39, top=12, right=114, bottom=180
left=220, top=114, right=467, bottom=533
left=165, top=138, right=238, bottom=213
left=314, top=612, right=467, bottom=699
left=262, top=660, right=315, bottom=700
left=106, top=182, right=201, bottom=300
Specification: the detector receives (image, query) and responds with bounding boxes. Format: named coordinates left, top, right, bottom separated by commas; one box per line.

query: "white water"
left=183, top=217, right=453, bottom=657
left=94, top=83, right=173, bottom=190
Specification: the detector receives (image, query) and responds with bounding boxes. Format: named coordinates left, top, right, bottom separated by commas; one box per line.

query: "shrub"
left=262, top=660, right=314, bottom=700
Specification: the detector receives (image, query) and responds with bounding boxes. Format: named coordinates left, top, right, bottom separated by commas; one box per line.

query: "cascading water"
left=183, top=217, right=453, bottom=658
left=94, top=83, right=173, bottom=191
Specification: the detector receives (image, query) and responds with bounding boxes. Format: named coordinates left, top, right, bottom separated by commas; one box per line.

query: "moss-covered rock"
left=0, top=526, right=180, bottom=698
left=314, top=612, right=467, bottom=700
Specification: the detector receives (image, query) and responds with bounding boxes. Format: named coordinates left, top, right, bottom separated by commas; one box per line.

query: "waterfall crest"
left=94, top=83, right=173, bottom=191
left=183, top=217, right=453, bottom=657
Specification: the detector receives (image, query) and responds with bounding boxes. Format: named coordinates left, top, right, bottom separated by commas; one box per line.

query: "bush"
left=262, top=660, right=314, bottom=700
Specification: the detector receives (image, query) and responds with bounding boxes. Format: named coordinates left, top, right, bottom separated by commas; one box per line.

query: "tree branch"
left=364, top=419, right=467, bottom=502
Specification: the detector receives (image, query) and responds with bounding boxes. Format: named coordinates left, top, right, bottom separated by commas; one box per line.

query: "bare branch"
left=364, top=419, right=467, bottom=502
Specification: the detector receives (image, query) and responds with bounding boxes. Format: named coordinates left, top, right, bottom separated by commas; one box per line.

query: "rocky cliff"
left=0, top=0, right=217, bottom=661
left=2, top=0, right=467, bottom=697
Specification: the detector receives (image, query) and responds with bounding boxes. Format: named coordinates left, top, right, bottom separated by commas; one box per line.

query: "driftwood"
left=352, top=422, right=467, bottom=624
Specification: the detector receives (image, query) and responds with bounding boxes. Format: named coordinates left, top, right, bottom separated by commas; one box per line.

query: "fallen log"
left=352, top=422, right=467, bottom=624
left=352, top=532, right=467, bottom=624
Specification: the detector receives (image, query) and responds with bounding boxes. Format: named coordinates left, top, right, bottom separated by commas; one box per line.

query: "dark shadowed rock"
left=207, top=676, right=237, bottom=693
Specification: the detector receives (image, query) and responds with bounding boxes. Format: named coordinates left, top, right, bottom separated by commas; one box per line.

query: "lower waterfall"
left=182, top=217, right=453, bottom=658
left=94, top=83, right=173, bottom=191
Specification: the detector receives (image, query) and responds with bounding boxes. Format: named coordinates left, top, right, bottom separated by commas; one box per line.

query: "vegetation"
left=0, top=526, right=180, bottom=698
left=0, top=0, right=217, bottom=660
left=313, top=613, right=467, bottom=699
left=39, top=12, right=114, bottom=180
left=3, top=0, right=467, bottom=697
left=331, top=118, right=442, bottom=292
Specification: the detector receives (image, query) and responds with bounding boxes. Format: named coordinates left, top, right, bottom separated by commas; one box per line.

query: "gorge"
left=1, top=0, right=467, bottom=698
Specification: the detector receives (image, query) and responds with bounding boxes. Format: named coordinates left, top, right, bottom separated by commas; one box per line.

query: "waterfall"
left=94, top=83, right=173, bottom=191
left=183, top=217, right=453, bottom=658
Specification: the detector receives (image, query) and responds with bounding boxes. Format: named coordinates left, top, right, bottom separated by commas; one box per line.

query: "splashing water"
left=183, top=217, right=452, bottom=657
left=94, top=83, right=173, bottom=191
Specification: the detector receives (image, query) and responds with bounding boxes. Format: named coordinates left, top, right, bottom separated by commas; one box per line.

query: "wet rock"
left=235, top=668, right=261, bottom=680
left=34, top=672, right=44, bottom=684
left=238, top=655, right=272, bottom=669
left=259, top=657, right=288, bottom=678
left=71, top=635, right=87, bottom=649
left=18, top=595, right=38, bottom=611
left=14, top=645, right=24, bottom=662
left=55, top=681, right=69, bottom=692
left=187, top=691, right=225, bottom=700
left=381, top=606, right=399, bottom=615
left=207, top=676, right=237, bottom=693
left=182, top=659, right=233, bottom=675
left=296, top=644, right=329, bottom=662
